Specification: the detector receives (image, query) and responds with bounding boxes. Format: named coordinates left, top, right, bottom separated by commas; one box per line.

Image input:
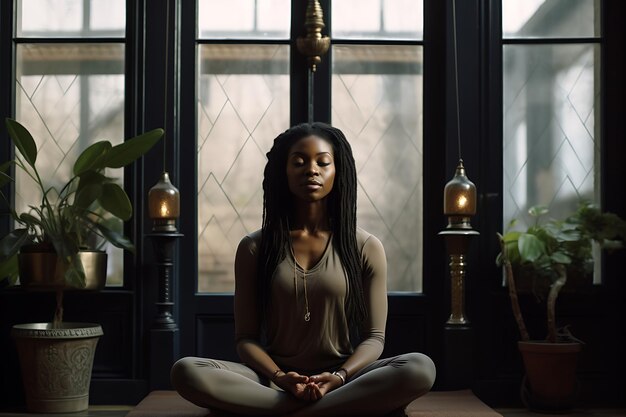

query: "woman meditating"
left=171, top=123, right=436, bottom=416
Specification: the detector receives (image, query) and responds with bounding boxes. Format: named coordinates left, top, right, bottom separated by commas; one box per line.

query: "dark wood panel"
left=196, top=314, right=238, bottom=362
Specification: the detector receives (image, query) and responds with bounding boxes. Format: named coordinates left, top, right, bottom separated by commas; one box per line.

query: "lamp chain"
left=452, top=0, right=462, bottom=162
left=162, top=0, right=170, bottom=171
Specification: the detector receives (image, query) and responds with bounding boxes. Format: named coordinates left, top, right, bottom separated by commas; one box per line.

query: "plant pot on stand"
left=11, top=250, right=106, bottom=413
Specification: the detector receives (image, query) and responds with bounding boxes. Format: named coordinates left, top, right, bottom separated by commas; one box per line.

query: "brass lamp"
left=148, top=171, right=180, bottom=232
left=443, top=159, right=477, bottom=229
left=439, top=160, right=479, bottom=325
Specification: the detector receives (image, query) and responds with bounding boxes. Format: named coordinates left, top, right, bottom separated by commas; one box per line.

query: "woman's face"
left=286, top=134, right=336, bottom=203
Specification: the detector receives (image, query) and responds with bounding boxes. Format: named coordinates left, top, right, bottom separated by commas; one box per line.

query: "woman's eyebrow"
left=289, top=151, right=333, bottom=157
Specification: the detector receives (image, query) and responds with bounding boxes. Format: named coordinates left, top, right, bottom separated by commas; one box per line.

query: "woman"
left=171, top=123, right=436, bottom=416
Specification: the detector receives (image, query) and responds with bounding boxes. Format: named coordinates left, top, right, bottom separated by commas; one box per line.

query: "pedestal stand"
left=147, top=231, right=183, bottom=389
left=438, top=229, right=479, bottom=389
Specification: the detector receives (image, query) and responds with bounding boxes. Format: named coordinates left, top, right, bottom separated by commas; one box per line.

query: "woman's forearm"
left=337, top=337, right=384, bottom=380
left=236, top=339, right=283, bottom=380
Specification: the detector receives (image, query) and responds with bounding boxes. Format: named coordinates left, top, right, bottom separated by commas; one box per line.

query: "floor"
left=497, top=409, right=626, bottom=416
left=0, top=407, right=626, bottom=417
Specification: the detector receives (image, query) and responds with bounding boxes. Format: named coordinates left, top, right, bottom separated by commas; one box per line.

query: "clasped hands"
left=274, top=371, right=343, bottom=401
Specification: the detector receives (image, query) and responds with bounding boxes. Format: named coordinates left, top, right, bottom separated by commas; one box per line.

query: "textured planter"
left=12, top=323, right=103, bottom=413
left=518, top=341, right=582, bottom=412
left=18, top=250, right=107, bottom=290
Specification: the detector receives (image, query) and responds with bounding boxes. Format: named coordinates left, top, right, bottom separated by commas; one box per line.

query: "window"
left=502, top=0, right=601, bottom=234
left=196, top=0, right=291, bottom=293
left=331, top=0, right=424, bottom=292
left=196, top=0, right=424, bottom=293
left=14, top=0, right=126, bottom=285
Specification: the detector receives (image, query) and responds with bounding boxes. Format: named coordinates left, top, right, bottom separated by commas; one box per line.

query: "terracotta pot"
left=12, top=322, right=103, bottom=413
left=18, top=250, right=107, bottom=290
left=518, top=341, right=583, bottom=412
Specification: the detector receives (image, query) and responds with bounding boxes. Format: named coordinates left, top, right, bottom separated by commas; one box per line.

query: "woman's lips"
left=303, top=181, right=322, bottom=190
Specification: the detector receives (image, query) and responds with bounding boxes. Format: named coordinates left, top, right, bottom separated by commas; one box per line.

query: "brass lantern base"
left=439, top=229, right=479, bottom=325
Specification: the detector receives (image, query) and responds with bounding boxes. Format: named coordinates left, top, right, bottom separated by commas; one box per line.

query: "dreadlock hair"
left=258, top=122, right=367, bottom=337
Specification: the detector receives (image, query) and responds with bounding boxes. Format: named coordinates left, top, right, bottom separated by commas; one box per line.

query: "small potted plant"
left=0, top=118, right=163, bottom=413
left=496, top=202, right=626, bottom=412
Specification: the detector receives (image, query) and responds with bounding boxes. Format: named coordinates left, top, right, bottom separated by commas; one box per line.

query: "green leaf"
left=74, top=183, right=102, bottom=211
left=94, top=222, right=135, bottom=252
left=0, top=228, right=31, bottom=259
left=77, top=171, right=108, bottom=193
left=62, top=255, right=86, bottom=288
left=550, top=251, right=572, bottom=264
left=0, top=171, right=12, bottom=188
left=73, top=141, right=112, bottom=175
left=5, top=118, right=37, bottom=167
left=104, top=128, right=164, bottom=168
left=528, top=205, right=549, bottom=218
left=501, top=231, right=521, bottom=243
left=19, top=213, right=42, bottom=227
left=518, top=233, right=546, bottom=263
left=555, top=229, right=581, bottom=242
left=0, top=160, right=14, bottom=187
left=99, top=183, right=132, bottom=220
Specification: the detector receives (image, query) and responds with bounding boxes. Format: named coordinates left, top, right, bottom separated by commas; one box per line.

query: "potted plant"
left=496, top=202, right=626, bottom=412
left=0, top=118, right=163, bottom=413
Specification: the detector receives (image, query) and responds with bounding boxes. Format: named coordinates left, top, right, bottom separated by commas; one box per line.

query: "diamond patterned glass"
left=503, top=43, right=600, bottom=231
left=197, top=44, right=289, bottom=293
left=15, top=43, right=126, bottom=286
left=332, top=0, right=423, bottom=40
left=198, top=0, right=291, bottom=39
left=332, top=45, right=424, bottom=292
left=16, top=0, right=126, bottom=37
left=503, top=0, right=600, bottom=39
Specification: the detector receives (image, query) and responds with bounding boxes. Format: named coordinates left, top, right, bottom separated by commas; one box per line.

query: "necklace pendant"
left=304, top=312, right=311, bottom=322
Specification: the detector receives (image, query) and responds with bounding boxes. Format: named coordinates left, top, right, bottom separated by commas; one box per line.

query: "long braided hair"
left=258, top=122, right=367, bottom=336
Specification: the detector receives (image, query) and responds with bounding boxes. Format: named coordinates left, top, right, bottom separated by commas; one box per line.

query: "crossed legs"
left=171, top=353, right=436, bottom=416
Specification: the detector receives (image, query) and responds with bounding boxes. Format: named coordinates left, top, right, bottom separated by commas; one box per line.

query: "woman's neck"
left=290, top=200, right=330, bottom=234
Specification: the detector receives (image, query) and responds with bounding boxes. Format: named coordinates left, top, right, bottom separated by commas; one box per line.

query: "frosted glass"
left=332, top=45, right=423, bottom=292
left=197, top=44, right=289, bottom=293
left=16, top=0, right=126, bottom=37
left=332, top=0, right=423, bottom=40
left=503, top=44, right=600, bottom=230
left=503, top=0, right=599, bottom=39
left=198, top=0, right=290, bottom=39
left=15, top=43, right=126, bottom=286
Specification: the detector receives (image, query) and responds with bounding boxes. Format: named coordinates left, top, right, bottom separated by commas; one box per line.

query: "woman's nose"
left=305, top=163, right=319, bottom=175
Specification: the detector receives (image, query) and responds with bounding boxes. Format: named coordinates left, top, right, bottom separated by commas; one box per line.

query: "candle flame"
left=160, top=202, right=169, bottom=217
left=457, top=195, right=468, bottom=209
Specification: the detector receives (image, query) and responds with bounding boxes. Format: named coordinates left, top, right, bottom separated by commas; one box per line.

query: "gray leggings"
left=170, top=353, right=436, bottom=416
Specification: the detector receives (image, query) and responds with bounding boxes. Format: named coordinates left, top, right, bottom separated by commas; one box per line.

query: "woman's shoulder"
left=355, top=227, right=384, bottom=253
left=238, top=229, right=262, bottom=254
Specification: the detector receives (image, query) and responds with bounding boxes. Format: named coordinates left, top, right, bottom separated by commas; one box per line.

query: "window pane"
left=197, top=44, right=289, bottom=293
left=503, top=44, right=600, bottom=232
left=15, top=43, right=126, bottom=286
left=332, top=45, right=423, bottom=292
left=332, top=0, right=423, bottom=40
left=503, top=0, right=600, bottom=39
left=16, top=0, right=126, bottom=37
left=198, top=0, right=290, bottom=39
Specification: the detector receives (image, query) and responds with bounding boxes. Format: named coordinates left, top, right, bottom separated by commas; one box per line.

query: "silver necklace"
left=290, top=244, right=311, bottom=322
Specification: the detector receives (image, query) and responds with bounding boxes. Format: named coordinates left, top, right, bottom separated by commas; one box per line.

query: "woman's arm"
left=336, top=234, right=388, bottom=378
left=309, top=234, right=387, bottom=395
left=234, top=235, right=311, bottom=398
